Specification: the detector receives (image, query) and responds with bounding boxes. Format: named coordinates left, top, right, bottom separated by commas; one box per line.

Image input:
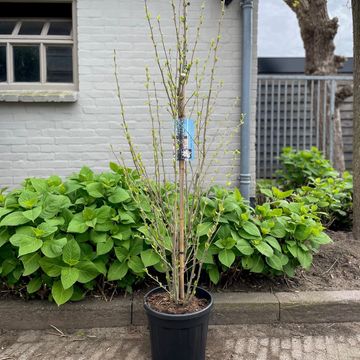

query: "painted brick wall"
left=0, top=0, right=258, bottom=195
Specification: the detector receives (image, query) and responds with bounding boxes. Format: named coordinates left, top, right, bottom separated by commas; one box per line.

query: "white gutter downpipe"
left=239, top=0, right=253, bottom=201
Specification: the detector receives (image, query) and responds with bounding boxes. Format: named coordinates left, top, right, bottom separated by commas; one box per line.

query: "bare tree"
left=352, top=0, right=360, bottom=238
left=284, top=0, right=352, bottom=173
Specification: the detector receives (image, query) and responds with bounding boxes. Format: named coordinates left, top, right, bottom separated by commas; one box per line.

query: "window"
left=0, top=2, right=77, bottom=90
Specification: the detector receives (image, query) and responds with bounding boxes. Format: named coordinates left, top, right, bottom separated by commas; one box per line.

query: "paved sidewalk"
left=1, top=322, right=360, bottom=360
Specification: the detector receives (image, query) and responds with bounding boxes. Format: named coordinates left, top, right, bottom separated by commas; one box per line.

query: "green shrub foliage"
left=272, top=147, right=353, bottom=229
left=0, top=166, right=332, bottom=305
left=277, top=147, right=338, bottom=189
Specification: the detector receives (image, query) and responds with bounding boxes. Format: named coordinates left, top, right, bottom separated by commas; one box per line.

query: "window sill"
left=0, top=90, right=78, bottom=103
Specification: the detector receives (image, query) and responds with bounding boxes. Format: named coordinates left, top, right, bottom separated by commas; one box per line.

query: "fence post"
left=329, top=79, right=336, bottom=165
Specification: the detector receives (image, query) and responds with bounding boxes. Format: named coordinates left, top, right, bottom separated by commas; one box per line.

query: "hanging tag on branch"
left=175, top=118, right=195, bottom=161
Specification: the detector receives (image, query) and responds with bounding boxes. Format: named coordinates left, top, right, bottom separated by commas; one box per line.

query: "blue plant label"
left=175, top=118, right=195, bottom=161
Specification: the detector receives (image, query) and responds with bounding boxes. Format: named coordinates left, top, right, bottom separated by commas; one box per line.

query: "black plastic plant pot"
left=144, top=287, right=213, bottom=360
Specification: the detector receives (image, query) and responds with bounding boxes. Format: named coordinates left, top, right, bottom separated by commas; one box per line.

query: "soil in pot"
left=146, top=292, right=209, bottom=314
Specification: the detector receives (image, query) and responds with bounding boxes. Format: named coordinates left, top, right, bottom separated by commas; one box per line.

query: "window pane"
left=0, top=20, right=16, bottom=34
left=48, top=21, right=72, bottom=36
left=46, top=46, right=73, bottom=83
left=18, top=21, right=45, bottom=35
left=14, top=46, right=40, bottom=82
left=0, top=46, right=6, bottom=82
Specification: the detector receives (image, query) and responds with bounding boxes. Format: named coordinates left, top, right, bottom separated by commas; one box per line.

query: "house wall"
left=0, top=0, right=258, bottom=195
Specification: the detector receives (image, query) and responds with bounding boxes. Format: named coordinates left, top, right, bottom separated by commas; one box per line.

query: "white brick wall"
left=0, top=0, right=258, bottom=195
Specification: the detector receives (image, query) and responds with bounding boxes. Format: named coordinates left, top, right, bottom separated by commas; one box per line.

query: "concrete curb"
left=1, top=290, right=360, bottom=330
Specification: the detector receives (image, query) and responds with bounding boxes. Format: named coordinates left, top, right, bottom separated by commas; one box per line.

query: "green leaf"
left=269, top=221, right=287, bottom=238
left=86, top=182, right=104, bottom=198
left=266, top=254, right=283, bottom=271
left=76, top=261, right=100, bottom=283
left=264, top=236, right=282, bottom=252
left=41, top=238, right=67, bottom=258
left=108, top=188, right=130, bottom=203
left=18, top=190, right=38, bottom=209
left=218, top=249, right=235, bottom=268
left=0, top=228, right=9, bottom=248
left=68, top=214, right=88, bottom=234
left=0, top=207, right=13, bottom=219
left=52, top=280, right=73, bottom=306
left=196, top=222, right=213, bottom=237
left=254, top=242, right=274, bottom=257
left=208, top=266, right=220, bottom=284
left=30, top=178, right=48, bottom=193
left=294, top=224, right=312, bottom=241
left=260, top=188, right=273, bottom=198
left=311, top=232, right=332, bottom=245
left=22, top=207, right=42, bottom=222
left=242, top=221, right=261, bottom=238
left=41, top=194, right=71, bottom=219
left=27, top=277, right=42, bottom=294
left=37, top=222, right=58, bottom=237
left=297, top=249, right=313, bottom=269
left=62, top=239, right=81, bottom=266
left=128, top=255, right=144, bottom=273
left=79, top=166, right=94, bottom=181
left=232, top=231, right=254, bottom=255
left=0, top=211, right=30, bottom=226
left=21, top=253, right=41, bottom=276
left=107, top=260, right=128, bottom=281
left=61, top=267, right=80, bottom=289
left=96, top=238, right=114, bottom=256
left=115, top=246, right=128, bottom=262
left=90, top=231, right=107, bottom=244
left=39, top=257, right=64, bottom=277
left=9, top=233, right=42, bottom=256
left=141, top=249, right=160, bottom=267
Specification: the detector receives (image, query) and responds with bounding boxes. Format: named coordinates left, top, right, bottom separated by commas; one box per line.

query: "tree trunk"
left=352, top=0, right=360, bottom=238
left=284, top=0, right=349, bottom=170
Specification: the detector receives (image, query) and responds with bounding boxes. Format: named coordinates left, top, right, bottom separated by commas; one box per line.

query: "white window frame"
left=0, top=0, right=78, bottom=91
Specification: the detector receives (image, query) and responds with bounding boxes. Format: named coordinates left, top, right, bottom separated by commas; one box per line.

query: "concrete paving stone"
left=256, top=346, right=268, bottom=360
left=281, top=337, right=291, bottom=349
left=270, top=337, right=280, bottom=356
left=291, top=338, right=302, bottom=360
left=247, top=337, right=258, bottom=354
left=277, top=290, right=360, bottom=324
left=302, top=336, right=313, bottom=353
left=314, top=336, right=326, bottom=350
left=259, top=337, right=269, bottom=347
left=279, top=350, right=292, bottom=360
left=1, top=323, right=360, bottom=360
left=234, top=338, right=246, bottom=354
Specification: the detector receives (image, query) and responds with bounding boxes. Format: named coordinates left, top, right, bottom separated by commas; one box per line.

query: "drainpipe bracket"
left=239, top=173, right=251, bottom=185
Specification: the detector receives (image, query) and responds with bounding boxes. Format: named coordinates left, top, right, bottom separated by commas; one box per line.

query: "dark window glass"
left=0, top=46, right=6, bottom=82
left=46, top=46, right=73, bottom=83
left=0, top=20, right=16, bottom=34
left=0, top=3, right=72, bottom=18
left=14, top=46, right=40, bottom=82
left=19, top=21, right=45, bottom=35
left=48, top=21, right=72, bottom=36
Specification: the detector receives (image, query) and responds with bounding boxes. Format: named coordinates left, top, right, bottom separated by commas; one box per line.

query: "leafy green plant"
left=293, top=172, right=353, bottom=229
left=202, top=185, right=332, bottom=283
left=0, top=167, right=155, bottom=305
left=277, top=147, right=338, bottom=189
left=0, top=167, right=333, bottom=305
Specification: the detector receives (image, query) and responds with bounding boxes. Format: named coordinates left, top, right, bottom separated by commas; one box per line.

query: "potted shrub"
left=114, top=1, right=236, bottom=359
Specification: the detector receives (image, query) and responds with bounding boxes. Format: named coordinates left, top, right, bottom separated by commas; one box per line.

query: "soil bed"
left=217, top=231, right=360, bottom=293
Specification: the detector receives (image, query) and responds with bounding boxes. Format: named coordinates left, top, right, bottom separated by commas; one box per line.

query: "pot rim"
left=143, top=286, right=213, bottom=321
